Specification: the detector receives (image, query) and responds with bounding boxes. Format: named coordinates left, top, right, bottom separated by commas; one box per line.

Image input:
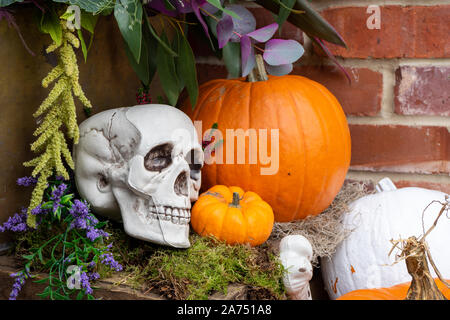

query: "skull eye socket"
left=144, top=143, right=173, bottom=171
left=186, top=149, right=203, bottom=170
left=185, top=148, right=203, bottom=179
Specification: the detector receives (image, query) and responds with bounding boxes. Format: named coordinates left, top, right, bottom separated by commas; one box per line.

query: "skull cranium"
left=73, top=104, right=204, bottom=248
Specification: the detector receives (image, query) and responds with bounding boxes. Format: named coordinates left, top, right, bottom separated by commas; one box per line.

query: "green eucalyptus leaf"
left=276, top=0, right=296, bottom=26
left=147, top=22, right=177, bottom=57
left=156, top=34, right=181, bottom=106
left=123, top=18, right=157, bottom=86
left=255, top=0, right=346, bottom=48
left=222, top=41, right=240, bottom=78
left=114, top=0, right=143, bottom=63
left=172, top=34, right=183, bottom=92
left=40, top=8, right=63, bottom=46
left=80, top=11, right=98, bottom=33
left=163, top=0, right=176, bottom=11
left=77, top=29, right=88, bottom=61
left=206, top=0, right=240, bottom=19
left=0, top=0, right=22, bottom=7
left=177, top=35, right=198, bottom=108
left=52, top=0, right=115, bottom=14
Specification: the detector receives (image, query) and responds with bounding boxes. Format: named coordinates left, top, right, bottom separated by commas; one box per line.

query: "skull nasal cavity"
left=174, top=172, right=189, bottom=197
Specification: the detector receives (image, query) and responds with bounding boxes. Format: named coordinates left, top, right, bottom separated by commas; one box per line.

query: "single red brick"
left=394, top=66, right=450, bottom=116
left=349, top=125, right=450, bottom=174
left=319, top=6, right=450, bottom=58
left=293, top=65, right=382, bottom=116
left=395, top=180, right=450, bottom=194
left=247, top=7, right=303, bottom=43
left=196, top=64, right=229, bottom=85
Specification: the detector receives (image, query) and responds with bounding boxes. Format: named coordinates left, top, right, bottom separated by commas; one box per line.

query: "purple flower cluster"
left=79, top=267, right=100, bottom=296
left=30, top=204, right=48, bottom=216
left=0, top=208, right=28, bottom=233
left=99, top=252, right=123, bottom=272
left=16, top=176, right=37, bottom=187
left=69, top=200, right=109, bottom=242
left=9, top=270, right=29, bottom=300
left=80, top=272, right=93, bottom=295
left=50, top=183, right=67, bottom=213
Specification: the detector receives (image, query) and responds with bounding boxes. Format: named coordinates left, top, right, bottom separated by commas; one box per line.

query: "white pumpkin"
left=321, top=178, right=450, bottom=300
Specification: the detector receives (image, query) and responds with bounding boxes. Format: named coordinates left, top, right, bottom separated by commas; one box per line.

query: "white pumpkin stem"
left=375, top=177, right=397, bottom=193
left=403, top=237, right=447, bottom=300
left=247, top=54, right=268, bottom=82
left=399, top=199, right=450, bottom=300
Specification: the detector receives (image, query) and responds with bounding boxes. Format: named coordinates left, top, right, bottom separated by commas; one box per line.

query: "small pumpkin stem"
left=230, top=192, right=241, bottom=207
left=247, top=54, right=268, bottom=82
left=403, top=236, right=447, bottom=300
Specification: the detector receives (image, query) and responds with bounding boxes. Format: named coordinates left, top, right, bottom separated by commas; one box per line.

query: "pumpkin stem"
left=247, top=54, right=268, bottom=82
left=403, top=236, right=447, bottom=300
left=230, top=192, right=241, bottom=207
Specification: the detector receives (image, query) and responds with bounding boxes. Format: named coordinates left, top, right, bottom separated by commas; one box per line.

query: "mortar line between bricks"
left=309, top=0, right=450, bottom=10
left=381, top=65, right=396, bottom=118
left=347, top=171, right=450, bottom=185
left=241, top=1, right=450, bottom=9
left=347, top=116, right=450, bottom=127
left=197, top=56, right=450, bottom=70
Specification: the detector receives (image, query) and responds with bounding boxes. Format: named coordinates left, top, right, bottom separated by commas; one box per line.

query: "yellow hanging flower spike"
left=24, top=21, right=92, bottom=228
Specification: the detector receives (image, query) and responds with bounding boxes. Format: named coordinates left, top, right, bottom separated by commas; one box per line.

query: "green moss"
left=106, top=225, right=286, bottom=300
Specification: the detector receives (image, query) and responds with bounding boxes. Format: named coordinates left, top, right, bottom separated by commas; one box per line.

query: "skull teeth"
left=146, top=206, right=190, bottom=225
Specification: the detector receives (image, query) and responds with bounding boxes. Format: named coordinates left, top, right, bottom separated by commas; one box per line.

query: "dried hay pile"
left=268, top=181, right=374, bottom=265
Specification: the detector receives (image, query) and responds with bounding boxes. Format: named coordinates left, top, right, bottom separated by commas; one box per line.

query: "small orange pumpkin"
left=191, top=185, right=274, bottom=246
left=337, top=279, right=450, bottom=300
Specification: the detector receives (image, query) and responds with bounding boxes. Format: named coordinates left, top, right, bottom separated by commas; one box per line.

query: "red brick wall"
left=193, top=0, right=450, bottom=194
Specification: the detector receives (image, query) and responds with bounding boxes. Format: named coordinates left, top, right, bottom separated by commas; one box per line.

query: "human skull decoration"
left=279, top=235, right=314, bottom=300
left=73, top=104, right=204, bottom=248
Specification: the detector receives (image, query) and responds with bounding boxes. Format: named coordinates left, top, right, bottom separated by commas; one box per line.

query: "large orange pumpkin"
left=181, top=75, right=351, bottom=222
left=337, top=279, right=450, bottom=300
left=191, top=185, right=274, bottom=246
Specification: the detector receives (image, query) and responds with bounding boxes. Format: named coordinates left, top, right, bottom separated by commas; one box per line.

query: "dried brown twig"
left=389, top=195, right=450, bottom=299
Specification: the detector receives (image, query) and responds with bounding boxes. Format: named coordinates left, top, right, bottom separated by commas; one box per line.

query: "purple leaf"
left=313, top=37, right=351, bottom=84
left=241, top=35, right=255, bottom=77
left=217, top=15, right=234, bottom=49
left=147, top=0, right=179, bottom=16
left=226, top=5, right=256, bottom=42
left=246, top=23, right=278, bottom=43
left=192, top=0, right=210, bottom=39
left=200, top=0, right=223, bottom=15
left=265, top=63, right=293, bottom=76
left=263, top=39, right=304, bottom=66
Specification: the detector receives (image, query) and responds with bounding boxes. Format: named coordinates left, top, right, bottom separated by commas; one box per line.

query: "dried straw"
left=268, top=181, right=374, bottom=265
